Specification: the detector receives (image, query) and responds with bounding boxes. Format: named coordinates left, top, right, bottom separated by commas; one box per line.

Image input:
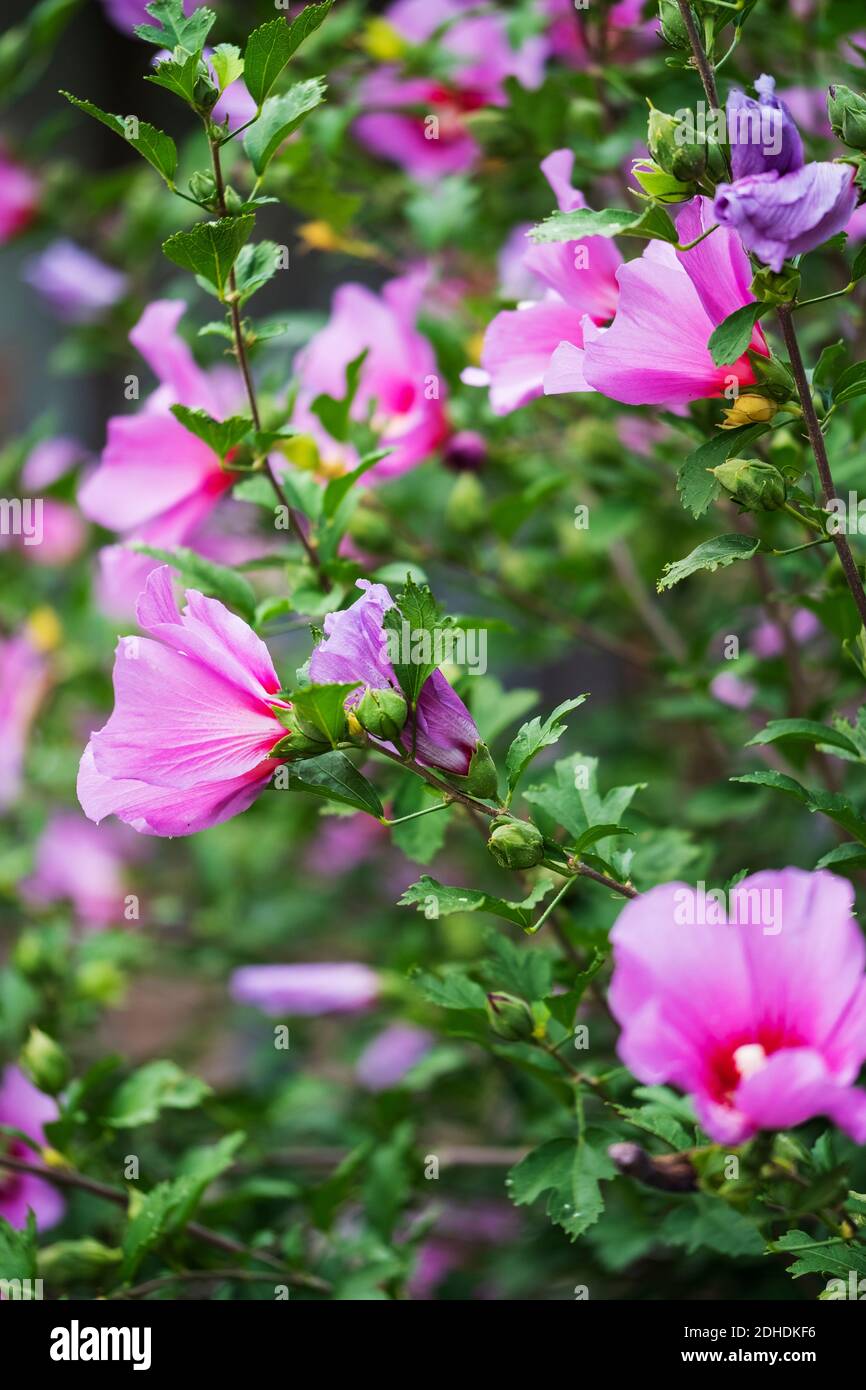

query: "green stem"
left=794, top=284, right=854, bottom=310
left=676, top=0, right=720, bottom=109
left=675, top=222, right=720, bottom=252
left=525, top=876, right=575, bottom=936
left=782, top=501, right=824, bottom=534
left=382, top=800, right=452, bottom=827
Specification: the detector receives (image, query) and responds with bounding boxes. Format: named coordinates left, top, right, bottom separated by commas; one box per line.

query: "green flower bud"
left=487, top=816, right=545, bottom=870
left=224, top=185, right=245, bottom=215
left=658, top=0, right=691, bottom=50
left=485, top=991, right=536, bottom=1042
left=828, top=86, right=866, bottom=150
left=750, top=264, right=801, bottom=306
left=20, top=1027, right=70, bottom=1096
left=631, top=159, right=695, bottom=205
left=647, top=106, right=708, bottom=183
left=38, top=1239, right=122, bottom=1284
left=446, top=471, right=487, bottom=534
left=747, top=351, right=796, bottom=403
left=194, top=71, right=220, bottom=112
left=355, top=686, right=408, bottom=742
left=188, top=170, right=217, bottom=205
left=711, top=458, right=787, bottom=511
left=13, top=929, right=59, bottom=980
left=75, top=960, right=127, bottom=1005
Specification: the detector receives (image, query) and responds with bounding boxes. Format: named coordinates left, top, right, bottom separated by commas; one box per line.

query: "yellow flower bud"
left=721, top=394, right=779, bottom=429
left=360, top=18, right=407, bottom=63
left=26, top=605, right=62, bottom=652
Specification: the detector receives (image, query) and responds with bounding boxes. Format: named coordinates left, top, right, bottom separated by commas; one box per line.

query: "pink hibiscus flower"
left=0, top=1067, right=64, bottom=1230
left=292, top=274, right=449, bottom=479
left=610, top=868, right=866, bottom=1145
left=354, top=0, right=547, bottom=179
left=78, top=567, right=287, bottom=836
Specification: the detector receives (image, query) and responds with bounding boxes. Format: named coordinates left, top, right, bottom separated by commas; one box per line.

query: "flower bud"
left=75, top=960, right=126, bottom=1005
left=38, top=1238, right=122, bottom=1284
left=355, top=686, right=408, bottom=742
left=223, top=185, right=245, bottom=216
left=20, top=1027, right=70, bottom=1096
left=828, top=85, right=866, bottom=150
left=747, top=351, right=796, bottom=403
left=720, top=394, right=779, bottom=429
left=658, top=0, right=691, bottom=50
left=711, top=457, right=787, bottom=511
left=487, top=816, right=545, bottom=870
left=647, top=106, right=707, bottom=182
left=631, top=159, right=695, bottom=204
left=194, top=71, right=220, bottom=112
left=749, top=264, right=801, bottom=305
left=188, top=171, right=217, bottom=205
left=485, top=991, right=536, bottom=1042
left=13, top=929, right=60, bottom=980
left=443, top=429, right=487, bottom=473
left=446, top=471, right=486, bottom=534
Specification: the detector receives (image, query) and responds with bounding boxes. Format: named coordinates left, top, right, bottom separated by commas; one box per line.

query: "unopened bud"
left=631, top=159, right=695, bottom=204
left=443, top=429, right=487, bottom=473
left=188, top=170, right=217, bottom=205
left=748, top=351, right=796, bottom=403
left=828, top=85, right=866, bottom=150
left=647, top=105, right=707, bottom=182
left=712, top=457, right=787, bottom=510
left=38, top=1238, right=122, bottom=1283
left=487, top=816, right=545, bottom=870
left=658, top=0, right=691, bottom=50
left=20, top=1027, right=70, bottom=1096
left=485, top=992, right=535, bottom=1042
left=721, top=394, right=779, bottom=429
left=356, top=686, right=408, bottom=742
left=750, top=264, right=801, bottom=306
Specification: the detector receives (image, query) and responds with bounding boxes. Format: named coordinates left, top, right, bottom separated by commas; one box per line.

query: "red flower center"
left=705, top=1023, right=802, bottom=1105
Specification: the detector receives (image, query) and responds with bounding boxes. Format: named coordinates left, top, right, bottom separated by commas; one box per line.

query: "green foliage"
left=657, top=534, right=761, bottom=591
left=244, top=79, right=327, bottom=175
left=162, top=216, right=256, bottom=298
left=61, top=92, right=177, bottom=186
left=243, top=4, right=333, bottom=110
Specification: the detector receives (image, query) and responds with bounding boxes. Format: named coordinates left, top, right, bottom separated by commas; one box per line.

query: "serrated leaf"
left=524, top=752, right=644, bottom=848
left=134, top=0, right=216, bottom=50
left=733, top=771, right=866, bottom=844
left=508, top=1132, right=616, bottom=1240
left=244, top=78, right=327, bottom=175
left=480, top=931, right=553, bottom=1002
left=659, top=1196, right=763, bottom=1256
left=105, top=1060, right=211, bottom=1129
left=770, top=1229, right=866, bottom=1282
left=389, top=778, right=451, bottom=865
left=676, top=424, right=770, bottom=518
left=614, top=1103, right=693, bottom=1151
left=244, top=4, right=333, bottom=109
left=61, top=92, right=177, bottom=185
left=285, top=750, right=384, bottom=818
left=130, top=543, right=256, bottom=622
left=504, top=696, right=587, bottom=801
left=382, top=576, right=451, bottom=712
left=707, top=302, right=765, bottom=367
left=412, top=970, right=488, bottom=1011
left=170, top=405, right=251, bottom=460
left=0, top=1212, right=37, bottom=1284
left=162, top=216, right=255, bottom=298
left=658, top=533, right=760, bottom=592
left=530, top=203, right=678, bottom=246
left=210, top=42, right=244, bottom=92
left=233, top=240, right=283, bottom=305
left=145, top=46, right=199, bottom=104
left=399, top=875, right=553, bottom=930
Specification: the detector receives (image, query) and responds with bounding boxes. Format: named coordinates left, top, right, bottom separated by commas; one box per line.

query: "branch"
left=676, top=0, right=720, bottom=109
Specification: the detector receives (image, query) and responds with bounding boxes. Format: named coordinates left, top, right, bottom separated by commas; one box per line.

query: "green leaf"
left=413, top=970, right=488, bottom=1012
left=614, top=1103, right=693, bottom=1152
left=130, top=543, right=257, bottom=622
left=121, top=1183, right=177, bottom=1280
left=399, top=875, right=553, bottom=930
left=504, top=696, right=587, bottom=800
left=676, top=424, right=771, bottom=518
left=769, top=1229, right=866, bottom=1282
left=659, top=1197, right=763, bottom=1257
left=389, top=778, right=452, bottom=865
left=480, top=930, right=554, bottom=1003
left=530, top=203, right=678, bottom=246
left=244, top=78, right=327, bottom=175
left=746, top=718, right=860, bottom=757
left=286, top=682, right=359, bottom=748
left=60, top=92, right=177, bottom=186
left=707, top=302, right=765, bottom=367
left=162, top=215, right=255, bottom=299
left=210, top=42, right=244, bottom=92
left=145, top=46, right=200, bottom=104
left=657, top=533, right=760, bottom=592
left=833, top=361, right=866, bottom=405
left=322, top=452, right=385, bottom=520
left=524, top=752, right=644, bottom=847
left=170, top=406, right=251, bottom=460
left=732, top=770, right=866, bottom=844
left=243, top=4, right=333, bottom=109
left=381, top=576, right=452, bottom=712
left=105, top=1060, right=211, bottom=1129
left=816, top=842, right=866, bottom=871
left=813, top=339, right=847, bottom=390
left=0, top=1212, right=37, bottom=1284
left=233, top=240, right=283, bottom=305
left=134, top=0, right=215, bottom=48
left=310, top=349, right=368, bottom=444
left=285, top=750, right=384, bottom=818
left=508, top=1132, right=616, bottom=1240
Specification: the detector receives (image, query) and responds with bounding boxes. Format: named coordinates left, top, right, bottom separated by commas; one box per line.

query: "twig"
left=676, top=0, right=720, bottom=109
